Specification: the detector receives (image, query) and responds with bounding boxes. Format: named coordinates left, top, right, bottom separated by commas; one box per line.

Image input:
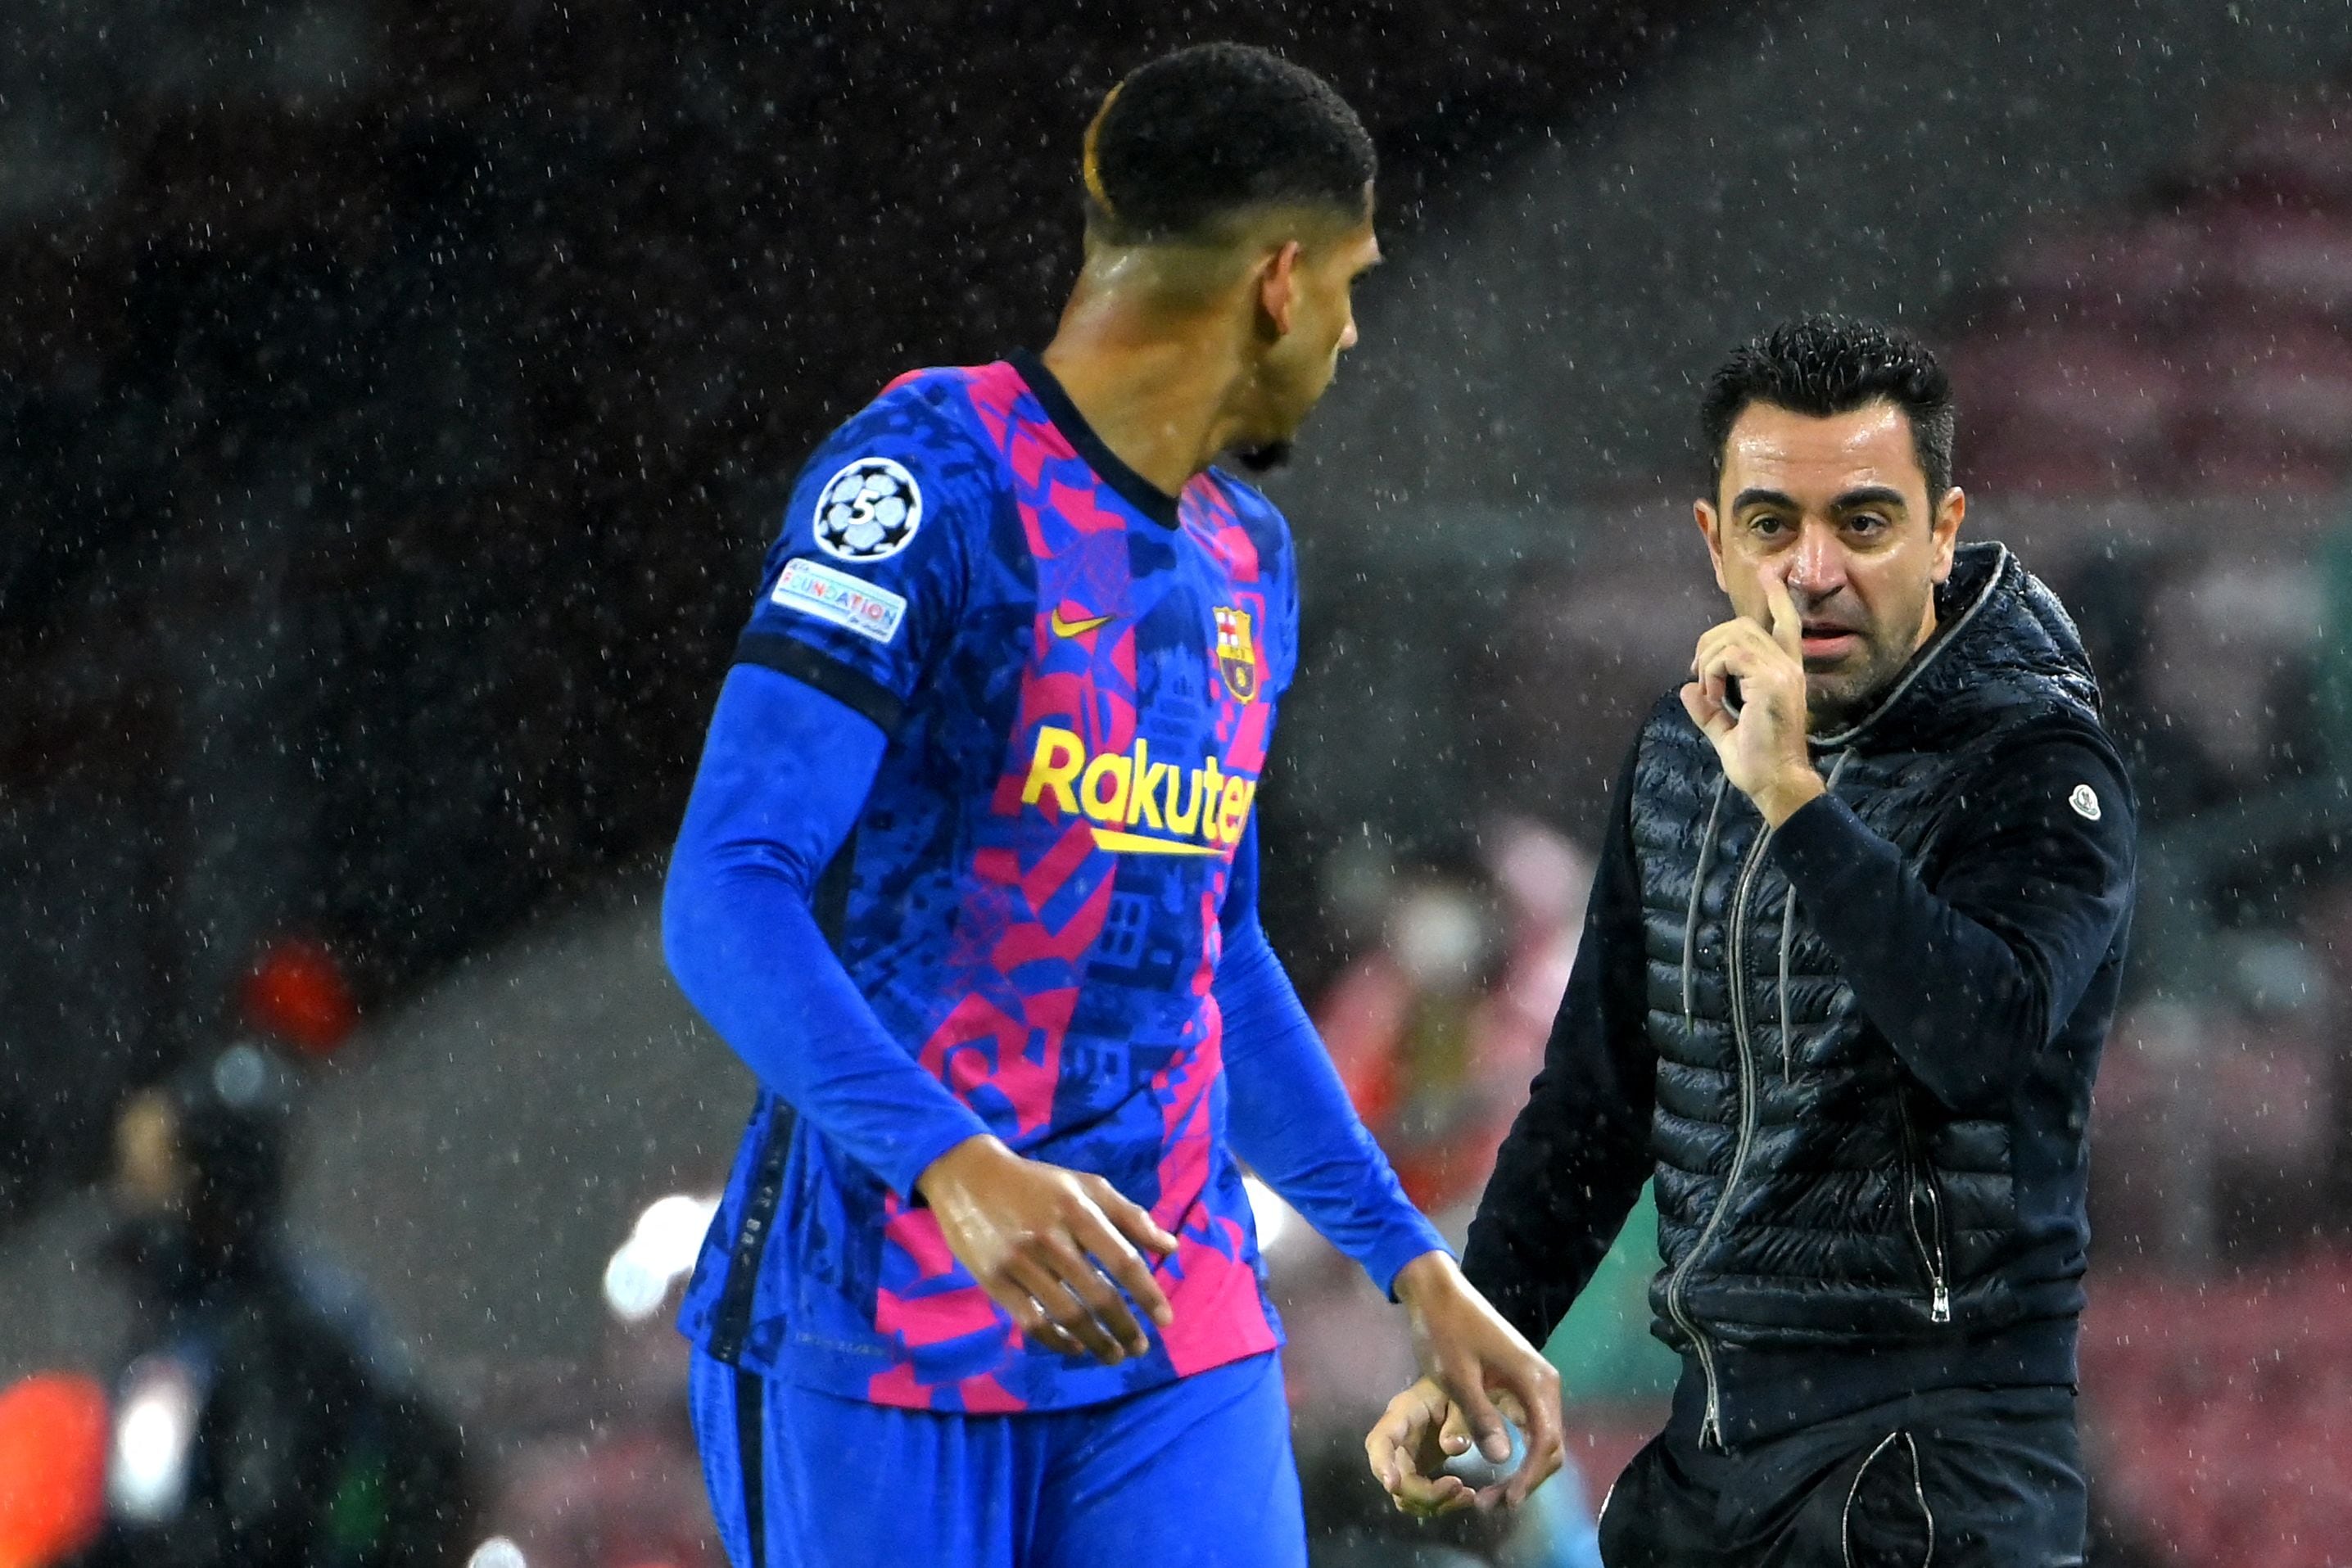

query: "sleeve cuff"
left=880, top=1106, right=995, bottom=1204
left=1368, top=1221, right=1454, bottom=1301
left=1770, top=791, right=1884, bottom=893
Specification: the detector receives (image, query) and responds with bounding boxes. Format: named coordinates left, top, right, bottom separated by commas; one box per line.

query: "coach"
left=1369, top=316, right=2135, bottom=1566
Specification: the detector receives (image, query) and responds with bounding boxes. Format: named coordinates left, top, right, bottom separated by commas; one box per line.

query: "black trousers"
left=1596, top=1385, right=2086, bottom=1568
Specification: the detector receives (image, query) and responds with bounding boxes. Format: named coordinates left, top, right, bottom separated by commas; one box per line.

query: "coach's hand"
left=1368, top=1253, right=1563, bottom=1515
left=916, top=1134, right=1178, bottom=1366
left=1682, top=567, right=1825, bottom=826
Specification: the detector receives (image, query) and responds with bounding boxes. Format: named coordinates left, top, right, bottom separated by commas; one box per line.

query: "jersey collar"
left=1010, top=350, right=1183, bottom=531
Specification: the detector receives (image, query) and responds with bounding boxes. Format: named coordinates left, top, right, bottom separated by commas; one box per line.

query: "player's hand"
left=1680, top=566, right=1824, bottom=825
left=915, top=1135, right=1178, bottom=1367
left=1373, top=1253, right=1564, bottom=1513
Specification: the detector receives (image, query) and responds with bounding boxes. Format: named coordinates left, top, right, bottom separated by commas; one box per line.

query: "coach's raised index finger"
left=1761, top=565, right=1803, bottom=659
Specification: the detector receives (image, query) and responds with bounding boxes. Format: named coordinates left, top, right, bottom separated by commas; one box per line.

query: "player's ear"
left=1694, top=499, right=1730, bottom=594
left=1258, top=241, right=1302, bottom=338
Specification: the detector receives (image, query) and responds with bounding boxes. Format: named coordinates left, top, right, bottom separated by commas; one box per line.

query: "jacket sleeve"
left=1770, top=728, right=2137, bottom=1116
left=1460, top=743, right=1659, bottom=1347
left=1217, top=820, right=1450, bottom=1296
left=661, top=662, right=992, bottom=1200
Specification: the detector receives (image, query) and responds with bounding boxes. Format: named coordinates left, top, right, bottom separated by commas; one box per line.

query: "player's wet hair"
left=1082, top=43, right=1375, bottom=246
left=1701, top=315, right=1956, bottom=499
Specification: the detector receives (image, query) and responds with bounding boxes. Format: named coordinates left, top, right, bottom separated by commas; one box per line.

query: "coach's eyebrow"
left=1730, top=487, right=1798, bottom=513
left=1832, top=486, right=1908, bottom=513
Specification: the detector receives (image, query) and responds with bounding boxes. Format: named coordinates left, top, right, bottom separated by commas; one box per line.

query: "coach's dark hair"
left=1700, top=315, right=1956, bottom=499
left=1082, top=43, right=1374, bottom=245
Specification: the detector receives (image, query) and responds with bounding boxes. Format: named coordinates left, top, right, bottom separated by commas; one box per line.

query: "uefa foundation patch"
left=771, top=558, right=907, bottom=644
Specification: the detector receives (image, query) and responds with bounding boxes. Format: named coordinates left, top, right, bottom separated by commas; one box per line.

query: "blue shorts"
left=689, top=1349, right=1305, bottom=1568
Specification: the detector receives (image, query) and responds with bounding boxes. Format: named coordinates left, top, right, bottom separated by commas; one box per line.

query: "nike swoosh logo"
left=1049, top=609, right=1116, bottom=639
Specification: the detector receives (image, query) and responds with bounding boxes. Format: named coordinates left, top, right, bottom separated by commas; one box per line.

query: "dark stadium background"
left=10, top=4, right=2352, bottom=1565
left=0, top=0, right=1715, bottom=1211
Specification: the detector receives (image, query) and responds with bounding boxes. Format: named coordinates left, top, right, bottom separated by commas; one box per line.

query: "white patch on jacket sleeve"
left=770, top=558, right=907, bottom=644
left=2069, top=783, right=2101, bottom=821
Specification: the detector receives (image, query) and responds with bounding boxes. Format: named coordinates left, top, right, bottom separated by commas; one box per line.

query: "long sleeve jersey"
left=666, top=354, right=1440, bottom=1413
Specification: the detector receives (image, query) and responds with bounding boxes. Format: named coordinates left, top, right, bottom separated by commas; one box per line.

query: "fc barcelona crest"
left=1213, top=605, right=1260, bottom=703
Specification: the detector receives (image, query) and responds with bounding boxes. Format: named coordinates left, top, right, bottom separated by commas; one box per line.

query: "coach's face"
left=1694, top=400, right=1963, bottom=728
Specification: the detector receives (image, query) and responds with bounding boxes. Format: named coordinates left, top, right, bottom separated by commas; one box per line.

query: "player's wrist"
left=913, top=1133, right=1014, bottom=1204
left=1391, top=1249, right=1463, bottom=1310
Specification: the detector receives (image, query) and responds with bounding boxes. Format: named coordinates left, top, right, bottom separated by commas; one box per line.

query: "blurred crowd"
left=1947, top=88, right=2352, bottom=1283
left=2, top=7, right=1696, bottom=1563
left=0, top=0, right=1686, bottom=1226
left=13, top=7, right=2352, bottom=1567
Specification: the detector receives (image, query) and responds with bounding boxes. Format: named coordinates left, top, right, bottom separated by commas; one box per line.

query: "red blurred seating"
left=2174, top=317, right=2352, bottom=494
left=2211, top=106, right=2352, bottom=212
left=1954, top=330, right=2185, bottom=495
left=2210, top=206, right=2352, bottom=321
left=1990, top=218, right=2212, bottom=330
left=2082, top=1254, right=2352, bottom=1567
left=1956, top=102, right=2352, bottom=498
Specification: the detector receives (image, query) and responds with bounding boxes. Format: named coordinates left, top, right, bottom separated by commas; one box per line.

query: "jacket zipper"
left=1664, top=820, right=1775, bottom=1451
left=1897, top=1098, right=1954, bottom=1324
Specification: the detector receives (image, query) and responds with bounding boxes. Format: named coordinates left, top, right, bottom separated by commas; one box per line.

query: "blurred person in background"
left=1319, top=845, right=1508, bottom=1214
left=2070, top=545, right=2325, bottom=828
left=1286, top=821, right=1602, bottom=1566
left=2092, top=933, right=2335, bottom=1268
left=479, top=1213, right=727, bottom=1568
left=660, top=41, right=1558, bottom=1568
left=1319, top=821, right=1587, bottom=1219
left=1371, top=317, right=2137, bottom=1565
left=67, top=1042, right=473, bottom=1568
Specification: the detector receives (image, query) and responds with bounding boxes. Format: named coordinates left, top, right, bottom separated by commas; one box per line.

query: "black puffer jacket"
left=1463, top=542, right=2137, bottom=1448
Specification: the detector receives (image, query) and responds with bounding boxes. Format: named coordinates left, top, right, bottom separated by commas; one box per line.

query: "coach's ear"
left=1258, top=241, right=1303, bottom=338
left=1931, top=486, right=1965, bottom=585
left=1695, top=498, right=1729, bottom=594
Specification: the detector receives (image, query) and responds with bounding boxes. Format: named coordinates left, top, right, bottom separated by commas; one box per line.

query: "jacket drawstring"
left=1778, top=880, right=1799, bottom=1082
left=1780, top=750, right=1855, bottom=1081
left=1682, top=776, right=1730, bottom=1030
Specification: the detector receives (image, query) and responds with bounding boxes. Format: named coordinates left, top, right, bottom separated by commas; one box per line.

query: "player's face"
left=1695, top=400, right=1963, bottom=727
left=1250, top=215, right=1381, bottom=450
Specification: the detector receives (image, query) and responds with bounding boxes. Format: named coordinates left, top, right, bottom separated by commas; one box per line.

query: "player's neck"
left=1040, top=312, right=1248, bottom=499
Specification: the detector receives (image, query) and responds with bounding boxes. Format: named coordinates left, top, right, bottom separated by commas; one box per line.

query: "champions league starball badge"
left=813, top=456, right=924, bottom=562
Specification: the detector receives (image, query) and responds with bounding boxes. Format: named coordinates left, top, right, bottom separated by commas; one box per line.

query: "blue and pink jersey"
left=677, top=355, right=1309, bottom=1412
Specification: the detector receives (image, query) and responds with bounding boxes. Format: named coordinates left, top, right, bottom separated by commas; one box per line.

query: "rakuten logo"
left=1018, top=725, right=1256, bottom=856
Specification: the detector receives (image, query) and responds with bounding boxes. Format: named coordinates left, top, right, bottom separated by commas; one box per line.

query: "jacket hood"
left=1811, top=540, right=2102, bottom=754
